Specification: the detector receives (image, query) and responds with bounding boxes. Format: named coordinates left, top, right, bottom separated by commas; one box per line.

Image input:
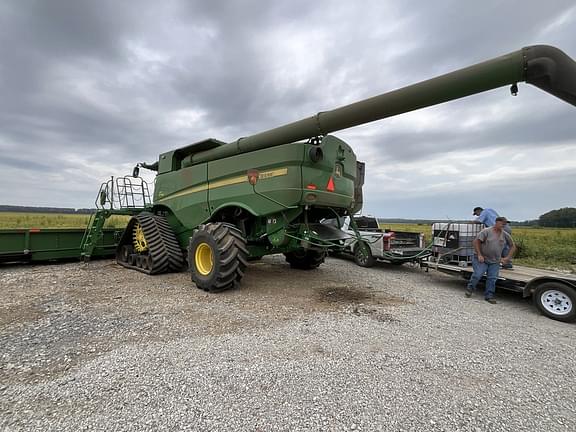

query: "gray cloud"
left=0, top=0, right=574, bottom=219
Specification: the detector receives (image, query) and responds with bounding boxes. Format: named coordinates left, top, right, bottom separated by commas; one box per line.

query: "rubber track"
left=191, top=223, right=249, bottom=292
left=117, top=212, right=184, bottom=275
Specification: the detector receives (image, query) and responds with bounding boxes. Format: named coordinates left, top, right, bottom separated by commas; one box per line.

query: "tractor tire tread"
left=189, top=222, right=248, bottom=293
left=116, top=212, right=184, bottom=275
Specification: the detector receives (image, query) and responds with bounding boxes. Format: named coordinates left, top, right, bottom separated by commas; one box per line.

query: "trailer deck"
left=423, top=260, right=576, bottom=322
left=0, top=228, right=123, bottom=264
left=425, top=262, right=576, bottom=289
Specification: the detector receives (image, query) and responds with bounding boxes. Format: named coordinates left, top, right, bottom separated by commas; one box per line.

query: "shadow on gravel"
left=317, top=285, right=408, bottom=307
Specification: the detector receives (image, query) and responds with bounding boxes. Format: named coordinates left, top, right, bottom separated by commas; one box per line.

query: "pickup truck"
left=322, top=216, right=429, bottom=267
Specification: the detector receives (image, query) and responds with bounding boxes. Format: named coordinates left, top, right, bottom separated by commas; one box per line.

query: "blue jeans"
left=466, top=256, right=500, bottom=299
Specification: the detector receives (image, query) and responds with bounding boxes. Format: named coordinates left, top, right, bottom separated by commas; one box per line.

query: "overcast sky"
left=1, top=0, right=575, bottom=221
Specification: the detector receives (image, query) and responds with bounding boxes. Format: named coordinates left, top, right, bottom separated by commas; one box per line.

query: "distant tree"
left=538, top=207, right=576, bottom=228
left=513, top=219, right=538, bottom=227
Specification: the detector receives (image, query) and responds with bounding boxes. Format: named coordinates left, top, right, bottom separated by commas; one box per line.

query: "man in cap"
left=465, top=216, right=516, bottom=304
left=472, top=206, right=513, bottom=268
left=472, top=207, right=499, bottom=227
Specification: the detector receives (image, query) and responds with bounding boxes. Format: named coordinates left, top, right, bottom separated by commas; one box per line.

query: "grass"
left=0, top=212, right=129, bottom=229
left=381, top=223, right=576, bottom=272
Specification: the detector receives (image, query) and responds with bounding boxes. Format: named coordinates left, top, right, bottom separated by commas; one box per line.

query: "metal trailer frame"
left=0, top=176, right=150, bottom=264
left=423, top=261, right=576, bottom=323
left=0, top=228, right=123, bottom=263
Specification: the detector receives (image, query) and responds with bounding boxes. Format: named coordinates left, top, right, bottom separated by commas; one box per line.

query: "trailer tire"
left=354, top=242, right=375, bottom=268
left=284, top=249, right=325, bottom=270
left=533, top=282, right=576, bottom=323
left=188, top=223, right=248, bottom=292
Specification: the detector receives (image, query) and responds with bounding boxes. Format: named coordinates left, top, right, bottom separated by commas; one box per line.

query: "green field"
left=383, top=223, right=576, bottom=272
left=0, top=212, right=129, bottom=229
left=0, top=213, right=574, bottom=272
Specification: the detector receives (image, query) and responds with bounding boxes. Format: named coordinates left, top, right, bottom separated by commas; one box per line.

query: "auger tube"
left=190, top=45, right=576, bottom=165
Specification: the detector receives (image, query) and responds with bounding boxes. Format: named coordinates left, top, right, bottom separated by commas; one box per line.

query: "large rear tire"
left=284, top=249, right=326, bottom=270
left=533, top=282, right=576, bottom=323
left=188, top=223, right=248, bottom=292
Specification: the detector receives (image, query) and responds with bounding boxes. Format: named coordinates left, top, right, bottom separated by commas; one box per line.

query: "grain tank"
left=109, top=45, right=576, bottom=292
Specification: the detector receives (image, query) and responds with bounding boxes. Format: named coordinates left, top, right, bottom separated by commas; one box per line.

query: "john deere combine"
left=2, top=45, right=575, bottom=293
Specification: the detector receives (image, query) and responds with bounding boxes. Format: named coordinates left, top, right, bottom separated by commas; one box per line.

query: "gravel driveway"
left=1, top=256, right=574, bottom=431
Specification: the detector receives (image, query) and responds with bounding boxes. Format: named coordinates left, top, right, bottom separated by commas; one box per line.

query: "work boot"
left=465, top=289, right=473, bottom=298
left=485, top=298, right=497, bottom=304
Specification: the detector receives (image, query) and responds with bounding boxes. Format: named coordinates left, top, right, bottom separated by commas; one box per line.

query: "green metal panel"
left=0, top=228, right=122, bottom=263
left=207, top=142, right=305, bottom=217
left=300, top=136, right=356, bottom=209
left=153, top=135, right=359, bottom=233
left=154, top=162, right=210, bottom=230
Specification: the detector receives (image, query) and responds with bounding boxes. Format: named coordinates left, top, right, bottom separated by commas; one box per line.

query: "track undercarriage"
left=116, top=212, right=185, bottom=275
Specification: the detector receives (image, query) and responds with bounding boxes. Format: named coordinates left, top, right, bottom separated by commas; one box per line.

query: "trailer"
left=0, top=176, right=148, bottom=264
left=0, top=227, right=123, bottom=264
left=423, top=261, right=576, bottom=323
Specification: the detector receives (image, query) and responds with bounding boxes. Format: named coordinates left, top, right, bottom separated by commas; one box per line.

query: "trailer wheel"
left=284, top=249, right=326, bottom=270
left=533, top=282, right=576, bottom=323
left=354, top=242, right=375, bottom=267
left=188, top=223, right=248, bottom=292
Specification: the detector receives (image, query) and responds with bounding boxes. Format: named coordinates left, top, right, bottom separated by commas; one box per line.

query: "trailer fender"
left=523, top=277, right=576, bottom=298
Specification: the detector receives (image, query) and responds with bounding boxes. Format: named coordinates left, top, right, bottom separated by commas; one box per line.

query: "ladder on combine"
left=80, top=176, right=152, bottom=260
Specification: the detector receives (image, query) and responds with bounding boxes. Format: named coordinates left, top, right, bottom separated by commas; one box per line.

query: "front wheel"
left=354, top=242, right=375, bottom=268
left=188, top=223, right=248, bottom=292
left=533, top=282, right=576, bottom=323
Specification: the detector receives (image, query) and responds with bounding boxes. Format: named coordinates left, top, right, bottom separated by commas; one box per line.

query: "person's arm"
left=501, top=234, right=516, bottom=263
left=473, top=238, right=485, bottom=263
left=473, top=210, right=486, bottom=224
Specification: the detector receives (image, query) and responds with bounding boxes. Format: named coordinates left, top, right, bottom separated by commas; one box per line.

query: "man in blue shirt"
left=472, top=206, right=513, bottom=268
left=472, top=207, right=498, bottom=227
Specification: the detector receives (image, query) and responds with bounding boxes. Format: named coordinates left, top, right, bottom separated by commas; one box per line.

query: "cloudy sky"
left=1, top=0, right=575, bottom=221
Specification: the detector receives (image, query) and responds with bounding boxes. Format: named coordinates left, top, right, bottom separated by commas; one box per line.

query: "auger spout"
left=189, top=45, right=575, bottom=165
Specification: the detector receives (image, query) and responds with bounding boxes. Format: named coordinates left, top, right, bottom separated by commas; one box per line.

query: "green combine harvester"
left=1, top=45, right=575, bottom=293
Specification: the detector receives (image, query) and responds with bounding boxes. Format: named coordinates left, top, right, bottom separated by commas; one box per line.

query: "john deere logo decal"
left=247, top=169, right=259, bottom=185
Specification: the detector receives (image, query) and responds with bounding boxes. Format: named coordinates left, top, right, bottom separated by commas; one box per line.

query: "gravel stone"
left=0, top=256, right=574, bottom=431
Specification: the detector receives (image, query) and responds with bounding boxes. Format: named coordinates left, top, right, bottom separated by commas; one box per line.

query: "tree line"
left=537, top=207, right=576, bottom=228
left=0, top=205, right=94, bottom=214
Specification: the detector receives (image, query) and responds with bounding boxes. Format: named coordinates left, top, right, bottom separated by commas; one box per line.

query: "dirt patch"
left=0, top=305, right=46, bottom=327
left=317, top=285, right=374, bottom=303
left=316, top=285, right=410, bottom=307
left=352, top=306, right=401, bottom=323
